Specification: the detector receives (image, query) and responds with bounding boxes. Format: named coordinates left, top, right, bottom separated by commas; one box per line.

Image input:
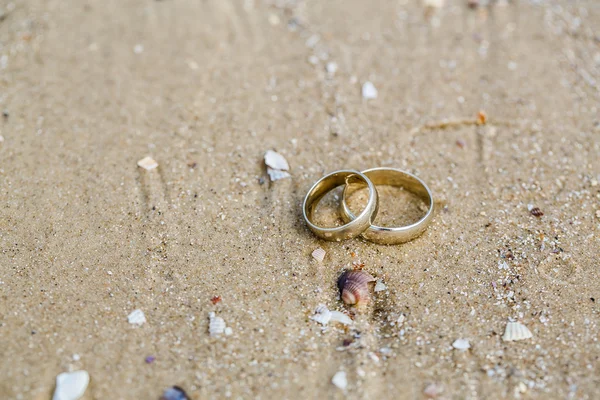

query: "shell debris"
left=452, top=338, right=470, bottom=350
left=208, top=312, right=227, bottom=337
left=338, top=270, right=376, bottom=307
left=331, top=371, right=348, bottom=390
left=264, top=150, right=289, bottom=170
left=160, top=386, right=190, bottom=400
left=137, top=156, right=158, bottom=170
left=329, top=311, right=353, bottom=325
left=52, top=370, right=89, bottom=400
left=127, top=309, right=146, bottom=326
left=502, top=321, right=533, bottom=342
left=311, top=247, right=326, bottom=262
left=310, top=304, right=332, bottom=325
left=362, top=81, right=378, bottom=99
left=374, top=279, right=387, bottom=292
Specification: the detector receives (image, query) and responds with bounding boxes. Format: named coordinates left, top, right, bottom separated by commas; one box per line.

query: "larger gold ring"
left=340, top=168, right=434, bottom=244
left=303, top=170, right=379, bottom=241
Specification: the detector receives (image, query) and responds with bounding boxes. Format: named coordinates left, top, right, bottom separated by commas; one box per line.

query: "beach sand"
left=0, top=0, right=598, bottom=398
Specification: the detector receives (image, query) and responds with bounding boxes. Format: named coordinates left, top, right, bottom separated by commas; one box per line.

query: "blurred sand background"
left=0, top=0, right=599, bottom=398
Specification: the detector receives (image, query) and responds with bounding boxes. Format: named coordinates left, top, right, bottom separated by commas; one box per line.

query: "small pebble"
left=127, top=309, right=146, bottom=326
left=452, top=338, right=470, bottom=350
left=331, top=371, right=347, bottom=390
left=52, top=370, right=89, bottom=400
left=362, top=81, right=378, bottom=99
left=145, top=355, right=156, bottom=364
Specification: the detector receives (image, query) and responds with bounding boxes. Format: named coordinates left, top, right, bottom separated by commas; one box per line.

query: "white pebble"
left=331, top=371, right=347, bottom=390
left=137, top=156, right=158, bottom=170
left=362, top=81, right=378, bottom=99
left=452, top=338, right=470, bottom=350
left=127, top=309, right=146, bottom=326
left=53, top=370, right=89, bottom=400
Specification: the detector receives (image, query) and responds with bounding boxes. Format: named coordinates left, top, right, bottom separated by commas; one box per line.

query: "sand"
left=0, top=0, right=599, bottom=398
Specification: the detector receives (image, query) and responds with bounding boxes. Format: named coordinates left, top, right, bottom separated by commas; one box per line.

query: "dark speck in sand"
left=145, top=356, right=156, bottom=364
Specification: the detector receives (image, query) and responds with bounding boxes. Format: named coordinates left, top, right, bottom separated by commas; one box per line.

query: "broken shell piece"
left=331, top=371, right=347, bottom=390
left=423, top=383, right=444, bottom=398
left=452, top=338, right=470, bottom=350
left=311, top=247, right=326, bottom=262
left=208, top=312, right=226, bottom=337
left=338, top=270, right=376, bottom=306
left=374, top=280, right=387, bottom=292
left=310, top=304, right=332, bottom=325
left=127, top=309, right=146, bottom=326
left=266, top=167, right=291, bottom=181
left=264, top=150, right=289, bottom=171
left=502, top=321, right=533, bottom=342
left=160, top=386, right=190, bottom=400
left=329, top=311, right=353, bottom=325
left=137, top=156, right=158, bottom=170
left=53, top=370, right=89, bottom=400
left=362, top=81, right=378, bottom=99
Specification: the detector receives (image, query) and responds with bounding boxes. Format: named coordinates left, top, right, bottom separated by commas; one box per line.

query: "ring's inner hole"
left=312, top=186, right=365, bottom=228
left=346, top=185, right=428, bottom=227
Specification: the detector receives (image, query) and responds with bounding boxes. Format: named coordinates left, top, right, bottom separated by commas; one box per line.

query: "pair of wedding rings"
left=302, top=168, right=434, bottom=245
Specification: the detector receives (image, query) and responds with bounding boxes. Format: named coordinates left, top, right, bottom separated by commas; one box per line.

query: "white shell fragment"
left=208, top=312, right=226, bottom=337
left=502, top=321, right=533, bottom=342
left=267, top=167, right=291, bottom=181
left=452, top=338, right=471, bottom=350
left=264, top=150, right=289, bottom=171
left=374, top=280, right=387, bottom=292
left=362, top=81, right=378, bottom=99
left=311, top=248, right=326, bottom=263
left=326, top=62, right=338, bottom=75
left=53, top=370, right=90, bottom=400
left=331, top=371, right=348, bottom=390
left=329, top=311, right=353, bottom=325
left=310, top=304, right=332, bottom=325
left=137, top=156, right=158, bottom=170
left=423, top=0, right=445, bottom=8
left=127, top=309, right=146, bottom=326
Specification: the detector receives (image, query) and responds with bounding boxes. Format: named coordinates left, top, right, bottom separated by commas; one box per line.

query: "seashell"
left=337, top=270, right=376, bottom=306
left=127, top=309, right=146, bottom=326
left=160, top=386, right=190, bottom=400
left=53, top=370, right=89, bottom=400
left=530, top=207, right=543, bottom=217
left=331, top=371, right=347, bottom=390
left=374, top=280, right=387, bottom=292
left=362, top=81, right=378, bottom=99
left=329, top=311, right=353, bottom=325
left=452, top=338, right=470, bottom=350
left=208, top=312, right=226, bottom=337
left=502, top=321, right=533, bottom=342
left=311, top=247, right=326, bottom=262
left=266, top=167, right=291, bottom=181
left=310, top=304, right=332, bottom=325
left=264, top=150, right=289, bottom=171
left=137, top=156, right=158, bottom=170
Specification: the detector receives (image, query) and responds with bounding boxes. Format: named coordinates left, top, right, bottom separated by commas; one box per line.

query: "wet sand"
left=0, top=0, right=599, bottom=398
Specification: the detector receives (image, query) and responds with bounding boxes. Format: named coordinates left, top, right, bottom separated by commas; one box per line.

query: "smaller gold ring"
left=303, top=170, right=379, bottom=241
left=340, top=168, right=434, bottom=245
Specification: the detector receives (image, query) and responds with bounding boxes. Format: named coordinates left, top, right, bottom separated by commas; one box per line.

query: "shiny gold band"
left=339, top=168, right=434, bottom=245
left=303, top=170, right=379, bottom=241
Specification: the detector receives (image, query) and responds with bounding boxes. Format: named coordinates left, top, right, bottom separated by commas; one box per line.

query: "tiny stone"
left=127, top=309, right=146, bottom=326
left=362, top=81, right=378, bottom=99
left=133, top=44, right=144, bottom=54
left=137, top=156, right=158, bottom=170
left=452, top=338, right=470, bottom=350
left=331, top=371, right=347, bottom=390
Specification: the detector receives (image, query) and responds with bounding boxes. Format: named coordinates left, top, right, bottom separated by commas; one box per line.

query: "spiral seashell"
left=337, top=270, right=376, bottom=306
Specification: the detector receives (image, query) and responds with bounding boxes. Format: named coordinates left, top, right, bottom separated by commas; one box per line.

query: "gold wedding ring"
left=339, top=168, right=434, bottom=245
left=303, top=170, right=379, bottom=241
